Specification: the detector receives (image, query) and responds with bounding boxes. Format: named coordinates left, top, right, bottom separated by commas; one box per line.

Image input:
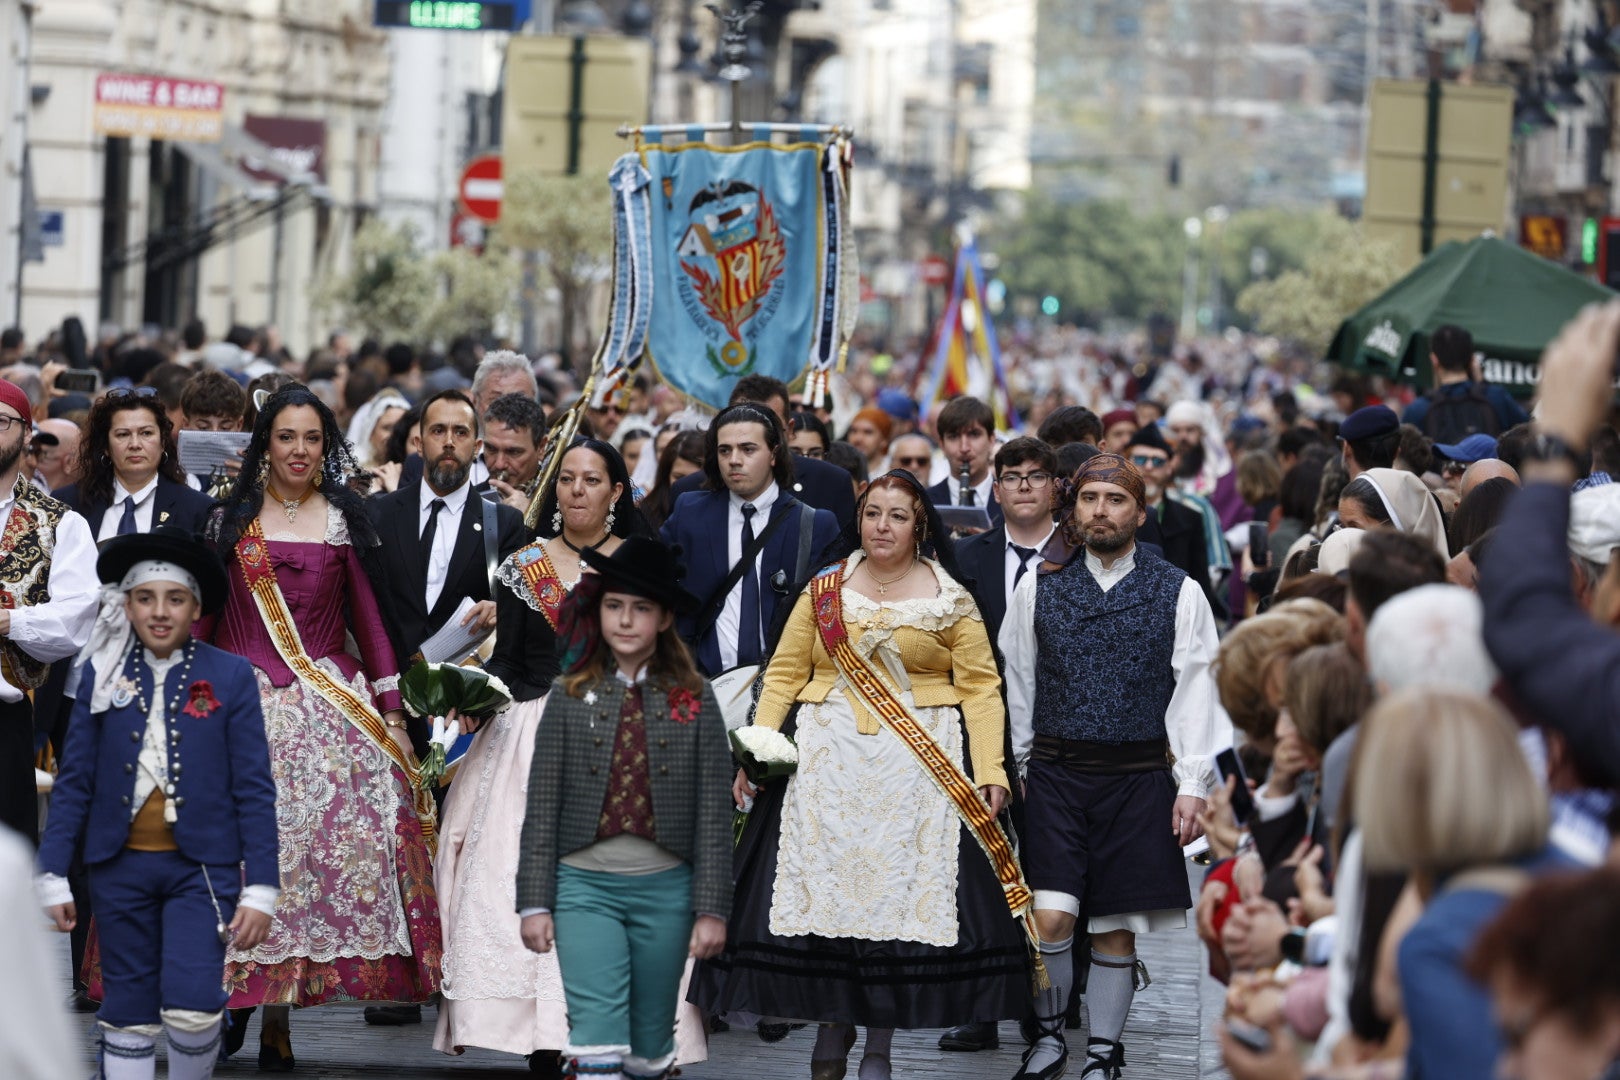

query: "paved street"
left=53, top=866, right=1228, bottom=1079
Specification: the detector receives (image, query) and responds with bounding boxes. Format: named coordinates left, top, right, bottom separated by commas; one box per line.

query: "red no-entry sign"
left=458, top=154, right=503, bottom=223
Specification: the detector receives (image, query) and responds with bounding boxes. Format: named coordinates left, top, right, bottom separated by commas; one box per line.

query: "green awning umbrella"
left=1327, top=235, right=1615, bottom=398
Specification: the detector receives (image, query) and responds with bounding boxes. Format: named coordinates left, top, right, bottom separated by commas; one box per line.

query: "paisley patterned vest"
left=1032, top=543, right=1184, bottom=745
left=0, top=476, right=69, bottom=689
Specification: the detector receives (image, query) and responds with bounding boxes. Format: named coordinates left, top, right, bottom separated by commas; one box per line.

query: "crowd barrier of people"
left=0, top=309, right=1617, bottom=1080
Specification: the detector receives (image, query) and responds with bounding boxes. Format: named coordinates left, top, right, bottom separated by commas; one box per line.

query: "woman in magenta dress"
left=205, top=386, right=441, bottom=1069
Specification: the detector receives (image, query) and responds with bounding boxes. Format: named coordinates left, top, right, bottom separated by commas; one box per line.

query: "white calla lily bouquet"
left=729, top=726, right=799, bottom=844
left=400, top=661, right=513, bottom=790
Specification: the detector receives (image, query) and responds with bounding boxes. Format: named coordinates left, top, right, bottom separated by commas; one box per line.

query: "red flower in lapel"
left=668, top=686, right=699, bottom=725
left=183, top=680, right=220, bottom=719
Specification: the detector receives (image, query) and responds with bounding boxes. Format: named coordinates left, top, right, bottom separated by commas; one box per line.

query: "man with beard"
left=364, top=389, right=527, bottom=1028
left=1124, top=425, right=1214, bottom=608
left=0, top=378, right=99, bottom=841
left=999, top=453, right=1226, bottom=1080
left=1164, top=400, right=1247, bottom=530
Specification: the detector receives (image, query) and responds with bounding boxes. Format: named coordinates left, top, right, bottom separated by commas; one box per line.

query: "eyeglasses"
left=894, top=456, right=932, bottom=470
left=1130, top=454, right=1169, bottom=468
left=0, top=415, right=26, bottom=434
left=997, top=471, right=1052, bottom=490
left=104, top=386, right=158, bottom=401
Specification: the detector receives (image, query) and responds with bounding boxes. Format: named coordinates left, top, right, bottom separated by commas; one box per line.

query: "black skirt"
left=690, top=706, right=1032, bottom=1028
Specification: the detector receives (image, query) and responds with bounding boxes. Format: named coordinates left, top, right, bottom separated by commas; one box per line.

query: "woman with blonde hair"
left=1213, top=599, right=1344, bottom=751
left=1356, top=688, right=1565, bottom=1080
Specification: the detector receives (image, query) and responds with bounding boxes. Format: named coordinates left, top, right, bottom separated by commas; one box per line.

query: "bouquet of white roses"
left=400, top=661, right=513, bottom=790
left=729, top=726, right=799, bottom=844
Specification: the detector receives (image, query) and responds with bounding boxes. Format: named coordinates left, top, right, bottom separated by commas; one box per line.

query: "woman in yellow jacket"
left=692, top=471, right=1033, bottom=1080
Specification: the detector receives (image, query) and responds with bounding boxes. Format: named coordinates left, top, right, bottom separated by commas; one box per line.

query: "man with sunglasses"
left=1125, top=425, right=1211, bottom=607
left=889, top=433, right=938, bottom=484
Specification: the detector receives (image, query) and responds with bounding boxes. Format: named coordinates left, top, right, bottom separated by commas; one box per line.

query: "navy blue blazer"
left=38, top=643, right=280, bottom=888
left=926, top=477, right=1004, bottom=528
left=660, top=489, right=839, bottom=676
left=953, top=526, right=1012, bottom=649
left=670, top=453, right=856, bottom=527
left=54, top=476, right=216, bottom=537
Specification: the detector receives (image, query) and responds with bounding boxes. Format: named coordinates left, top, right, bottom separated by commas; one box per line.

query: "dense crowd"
left=2, top=306, right=1619, bottom=1080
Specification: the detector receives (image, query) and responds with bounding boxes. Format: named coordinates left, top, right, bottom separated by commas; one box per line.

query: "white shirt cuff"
left=36, top=872, right=72, bottom=909
left=1173, top=757, right=1214, bottom=800
left=519, top=907, right=550, bottom=918
left=238, top=885, right=280, bottom=917
left=1254, top=788, right=1301, bottom=823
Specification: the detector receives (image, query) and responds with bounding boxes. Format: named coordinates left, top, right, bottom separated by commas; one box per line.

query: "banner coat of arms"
left=591, top=134, right=855, bottom=410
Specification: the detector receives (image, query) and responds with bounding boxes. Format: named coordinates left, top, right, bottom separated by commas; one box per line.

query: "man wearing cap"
left=1433, top=432, right=1500, bottom=493
left=1124, top=426, right=1211, bottom=603
left=0, top=377, right=99, bottom=841
left=1101, top=410, right=1138, bottom=455
left=35, top=526, right=279, bottom=1080
left=999, top=453, right=1227, bottom=1080
left=876, top=387, right=920, bottom=439
left=1337, top=404, right=1401, bottom=481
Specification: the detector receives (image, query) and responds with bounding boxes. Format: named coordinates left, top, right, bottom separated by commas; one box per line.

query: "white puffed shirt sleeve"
left=998, top=570, right=1039, bottom=779
left=8, top=511, right=100, bottom=664
left=1167, top=575, right=1230, bottom=799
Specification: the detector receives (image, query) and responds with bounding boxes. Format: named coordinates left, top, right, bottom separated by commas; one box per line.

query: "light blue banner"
left=635, top=141, right=832, bottom=409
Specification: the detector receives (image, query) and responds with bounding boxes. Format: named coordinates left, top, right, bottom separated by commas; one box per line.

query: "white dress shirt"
left=946, top=472, right=994, bottom=509
left=0, top=487, right=98, bottom=704
left=96, top=475, right=160, bottom=542
left=420, top=477, right=472, bottom=613
left=1003, top=525, right=1055, bottom=609
left=715, top=481, right=779, bottom=671
left=998, top=544, right=1231, bottom=798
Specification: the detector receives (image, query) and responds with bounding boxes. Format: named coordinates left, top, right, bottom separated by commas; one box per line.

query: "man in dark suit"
left=660, top=403, right=839, bottom=677
left=1125, top=425, right=1212, bottom=606
left=942, top=435, right=1057, bottom=1053
left=668, top=375, right=856, bottom=527
left=927, top=395, right=1004, bottom=528
left=363, top=389, right=527, bottom=1026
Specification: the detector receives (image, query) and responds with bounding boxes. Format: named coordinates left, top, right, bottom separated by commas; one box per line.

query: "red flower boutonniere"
left=183, top=680, right=220, bottom=719
left=668, top=686, right=700, bottom=725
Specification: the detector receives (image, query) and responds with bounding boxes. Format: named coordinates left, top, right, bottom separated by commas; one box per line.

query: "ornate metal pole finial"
left=706, top=1, right=762, bottom=82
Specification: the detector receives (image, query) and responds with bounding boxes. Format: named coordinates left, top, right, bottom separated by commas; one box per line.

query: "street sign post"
left=920, top=254, right=950, bottom=286
left=458, top=154, right=503, bottom=223
left=501, top=35, right=650, bottom=177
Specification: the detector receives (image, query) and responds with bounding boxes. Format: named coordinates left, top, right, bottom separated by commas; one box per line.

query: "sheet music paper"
left=418, top=596, right=494, bottom=665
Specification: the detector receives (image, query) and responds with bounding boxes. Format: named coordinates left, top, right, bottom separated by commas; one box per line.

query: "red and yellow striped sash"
left=809, top=562, right=1044, bottom=983
left=236, top=519, right=437, bottom=854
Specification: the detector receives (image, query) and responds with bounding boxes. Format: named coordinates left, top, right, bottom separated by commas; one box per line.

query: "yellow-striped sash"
left=236, top=519, right=437, bottom=854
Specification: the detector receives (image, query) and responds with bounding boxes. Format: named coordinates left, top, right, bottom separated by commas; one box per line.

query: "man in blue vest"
left=999, top=453, right=1228, bottom=1080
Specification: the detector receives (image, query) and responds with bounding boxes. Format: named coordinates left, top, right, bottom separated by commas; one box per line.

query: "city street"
left=54, top=868, right=1226, bottom=1078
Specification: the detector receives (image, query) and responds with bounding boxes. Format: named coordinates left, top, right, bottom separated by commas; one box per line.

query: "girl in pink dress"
left=205, top=386, right=441, bottom=1070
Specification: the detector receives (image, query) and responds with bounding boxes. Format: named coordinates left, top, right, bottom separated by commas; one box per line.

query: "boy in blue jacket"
left=36, top=526, right=279, bottom=1080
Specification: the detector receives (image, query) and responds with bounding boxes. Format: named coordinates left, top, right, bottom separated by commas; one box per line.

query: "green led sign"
left=374, top=1, right=520, bottom=31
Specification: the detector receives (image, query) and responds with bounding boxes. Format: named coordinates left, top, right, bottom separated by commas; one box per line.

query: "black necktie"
left=117, top=495, right=137, bottom=536
left=421, top=498, right=445, bottom=571
left=1011, top=543, right=1037, bottom=591
left=737, top=503, right=762, bottom=666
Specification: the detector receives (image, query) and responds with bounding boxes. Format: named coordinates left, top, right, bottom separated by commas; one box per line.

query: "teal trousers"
left=554, top=862, right=694, bottom=1061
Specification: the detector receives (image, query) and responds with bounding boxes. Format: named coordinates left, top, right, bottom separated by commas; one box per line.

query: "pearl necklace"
left=128, top=641, right=196, bottom=826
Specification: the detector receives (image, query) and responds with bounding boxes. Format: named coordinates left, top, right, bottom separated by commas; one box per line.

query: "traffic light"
left=1041, top=295, right=1061, bottom=317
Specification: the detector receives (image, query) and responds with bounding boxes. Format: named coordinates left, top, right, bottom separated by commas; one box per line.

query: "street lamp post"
left=1180, top=215, right=1202, bottom=340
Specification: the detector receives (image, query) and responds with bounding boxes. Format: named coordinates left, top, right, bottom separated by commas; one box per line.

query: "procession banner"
left=591, top=133, right=855, bottom=410
left=919, top=237, right=1019, bottom=430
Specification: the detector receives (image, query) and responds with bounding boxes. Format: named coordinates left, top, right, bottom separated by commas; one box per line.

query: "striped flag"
left=918, top=237, right=1019, bottom=430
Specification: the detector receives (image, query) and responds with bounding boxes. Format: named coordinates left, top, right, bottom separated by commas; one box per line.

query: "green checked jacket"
left=516, top=674, right=735, bottom=920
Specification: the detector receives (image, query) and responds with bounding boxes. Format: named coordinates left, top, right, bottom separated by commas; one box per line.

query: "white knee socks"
left=99, top=1022, right=159, bottom=1080
left=1023, top=935, right=1074, bottom=1073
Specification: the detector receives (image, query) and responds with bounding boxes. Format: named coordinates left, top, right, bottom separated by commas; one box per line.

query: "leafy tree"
left=315, top=219, right=518, bottom=345
left=316, top=219, right=437, bottom=342
left=1237, top=217, right=1404, bottom=355
left=497, top=173, right=615, bottom=372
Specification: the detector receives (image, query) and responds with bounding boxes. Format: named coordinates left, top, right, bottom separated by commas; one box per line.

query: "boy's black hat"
left=96, top=525, right=229, bottom=616
left=579, top=536, right=700, bottom=615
